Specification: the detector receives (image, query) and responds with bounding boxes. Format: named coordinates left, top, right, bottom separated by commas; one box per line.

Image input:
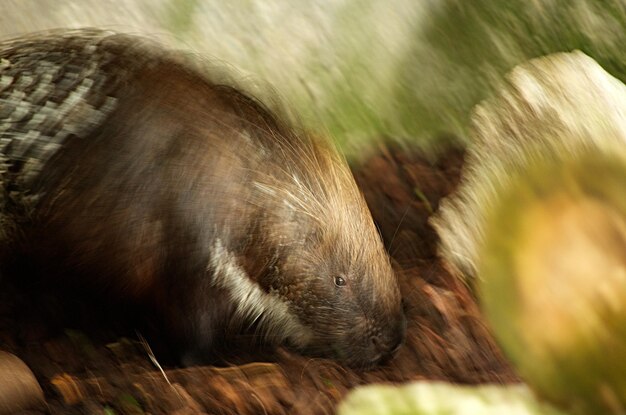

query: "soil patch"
left=0, top=143, right=516, bottom=414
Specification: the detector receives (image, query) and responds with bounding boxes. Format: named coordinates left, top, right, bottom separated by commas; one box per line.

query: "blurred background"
left=3, top=0, right=625, bottom=157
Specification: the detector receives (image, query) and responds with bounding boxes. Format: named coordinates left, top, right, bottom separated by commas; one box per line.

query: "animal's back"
left=0, top=29, right=281, bottom=309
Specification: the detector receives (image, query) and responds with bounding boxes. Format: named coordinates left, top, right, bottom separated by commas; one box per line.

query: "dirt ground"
left=0, top=141, right=517, bottom=414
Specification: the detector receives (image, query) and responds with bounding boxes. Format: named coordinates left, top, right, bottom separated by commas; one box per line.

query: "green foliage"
left=392, top=0, right=626, bottom=144
left=164, top=1, right=626, bottom=154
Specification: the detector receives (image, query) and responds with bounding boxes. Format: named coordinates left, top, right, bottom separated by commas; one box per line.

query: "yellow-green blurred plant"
left=337, top=381, right=568, bottom=415
left=479, top=150, right=626, bottom=414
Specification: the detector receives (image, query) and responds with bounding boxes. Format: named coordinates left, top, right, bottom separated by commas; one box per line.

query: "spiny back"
left=0, top=29, right=161, bottom=192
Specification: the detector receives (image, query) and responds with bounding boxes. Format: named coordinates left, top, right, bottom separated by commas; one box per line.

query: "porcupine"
left=0, top=29, right=405, bottom=368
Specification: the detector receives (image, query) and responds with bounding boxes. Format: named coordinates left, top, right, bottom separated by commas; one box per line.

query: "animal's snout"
left=369, top=314, right=407, bottom=364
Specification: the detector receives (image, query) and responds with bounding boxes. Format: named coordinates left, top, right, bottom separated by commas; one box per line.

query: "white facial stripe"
left=208, top=239, right=313, bottom=348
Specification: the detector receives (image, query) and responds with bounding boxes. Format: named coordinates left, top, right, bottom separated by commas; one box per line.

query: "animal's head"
left=273, top=220, right=405, bottom=368
left=248, top=139, right=406, bottom=368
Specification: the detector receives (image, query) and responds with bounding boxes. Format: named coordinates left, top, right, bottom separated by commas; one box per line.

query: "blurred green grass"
left=4, top=0, right=625, bottom=156
left=159, top=0, right=626, bottom=155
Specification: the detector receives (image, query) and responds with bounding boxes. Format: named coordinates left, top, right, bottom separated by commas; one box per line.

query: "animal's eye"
left=334, top=275, right=346, bottom=287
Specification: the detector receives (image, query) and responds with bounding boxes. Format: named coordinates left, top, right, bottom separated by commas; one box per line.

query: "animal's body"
left=0, top=29, right=405, bottom=367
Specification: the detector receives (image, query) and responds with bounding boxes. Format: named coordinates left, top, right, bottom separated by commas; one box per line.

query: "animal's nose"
left=368, top=335, right=396, bottom=365
left=366, top=336, right=384, bottom=366
left=371, top=315, right=406, bottom=363
left=371, top=338, right=400, bottom=364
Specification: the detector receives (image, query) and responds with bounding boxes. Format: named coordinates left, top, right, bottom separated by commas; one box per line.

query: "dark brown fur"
left=0, top=30, right=405, bottom=368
